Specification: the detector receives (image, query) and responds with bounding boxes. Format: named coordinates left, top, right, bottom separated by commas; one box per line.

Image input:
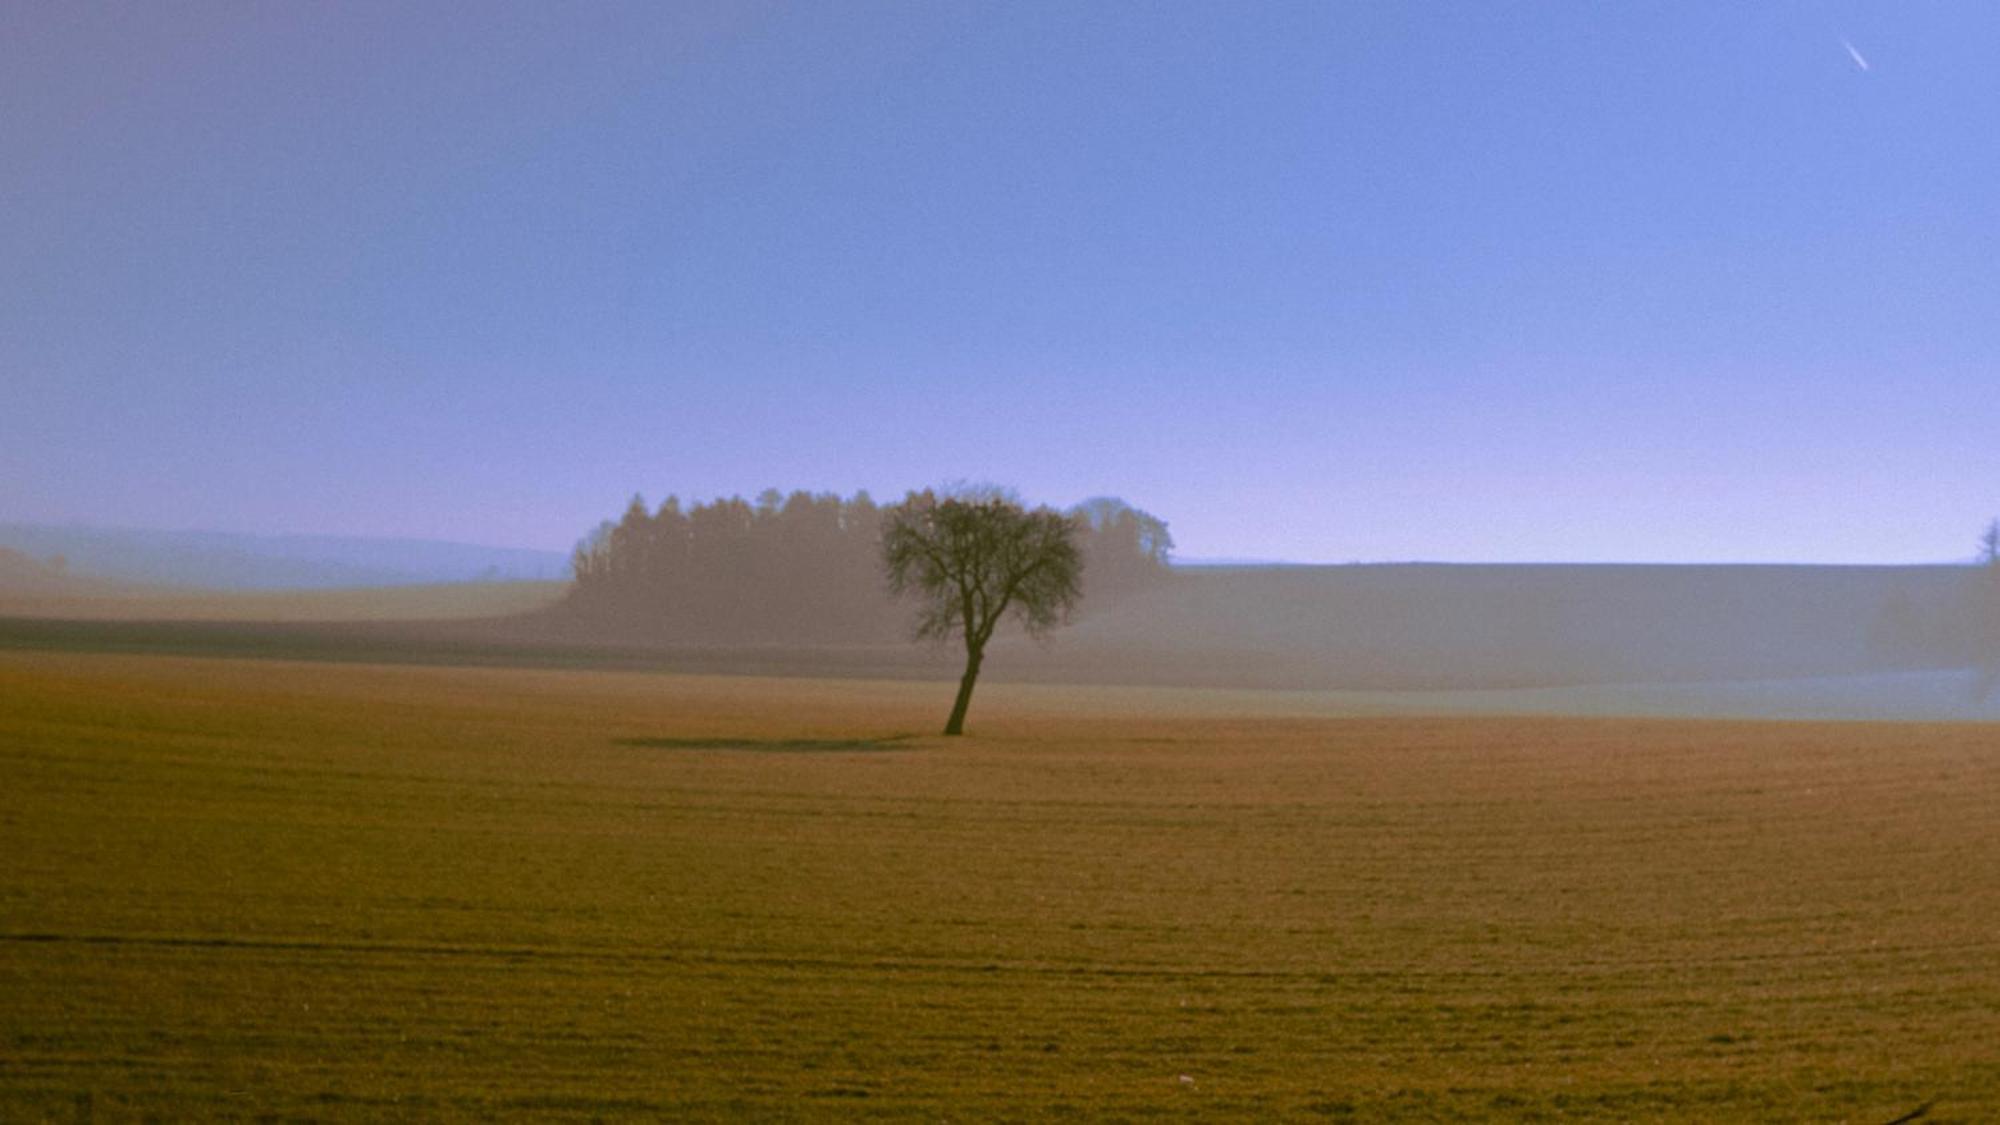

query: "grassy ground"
left=2, top=652, right=1996, bottom=1121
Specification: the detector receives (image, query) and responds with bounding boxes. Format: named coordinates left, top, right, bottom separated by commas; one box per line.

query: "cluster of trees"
left=1869, top=518, right=2000, bottom=696
left=1975, top=520, right=2000, bottom=697
left=565, top=488, right=1171, bottom=644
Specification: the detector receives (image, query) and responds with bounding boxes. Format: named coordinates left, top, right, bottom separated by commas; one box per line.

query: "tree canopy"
left=881, top=488, right=1084, bottom=735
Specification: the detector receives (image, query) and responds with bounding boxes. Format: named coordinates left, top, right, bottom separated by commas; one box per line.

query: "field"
left=3, top=652, right=1997, bottom=1120
left=0, top=580, right=565, bottom=624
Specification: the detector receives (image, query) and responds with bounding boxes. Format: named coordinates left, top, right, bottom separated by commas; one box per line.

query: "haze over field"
left=6, top=656, right=1997, bottom=1119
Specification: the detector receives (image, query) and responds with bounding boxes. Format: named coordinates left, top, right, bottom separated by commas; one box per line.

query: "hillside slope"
left=3, top=563, right=1979, bottom=703
left=1011, top=563, right=1966, bottom=691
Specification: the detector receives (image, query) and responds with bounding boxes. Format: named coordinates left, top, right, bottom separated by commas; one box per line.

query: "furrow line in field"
left=6, top=930, right=1996, bottom=982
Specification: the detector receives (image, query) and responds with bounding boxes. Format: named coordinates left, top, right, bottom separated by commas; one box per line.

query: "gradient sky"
left=6, top=2, right=1996, bottom=563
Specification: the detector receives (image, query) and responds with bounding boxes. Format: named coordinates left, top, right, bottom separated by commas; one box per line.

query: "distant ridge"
left=1046, top=562, right=1973, bottom=691
left=4, top=558, right=1994, bottom=719
left=1172, top=556, right=1314, bottom=569
left=0, top=524, right=569, bottom=590
left=0, top=547, right=105, bottom=595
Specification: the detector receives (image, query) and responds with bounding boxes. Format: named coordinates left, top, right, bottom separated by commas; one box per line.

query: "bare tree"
left=882, top=488, right=1083, bottom=735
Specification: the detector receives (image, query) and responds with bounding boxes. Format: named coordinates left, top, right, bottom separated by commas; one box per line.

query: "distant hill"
left=5, top=559, right=1994, bottom=719
left=5, top=553, right=1989, bottom=718
left=0, top=524, right=570, bottom=590
left=0, top=579, right=566, bottom=624
left=1032, top=563, right=1972, bottom=690
left=497, top=560, right=1977, bottom=693
left=0, top=547, right=105, bottom=595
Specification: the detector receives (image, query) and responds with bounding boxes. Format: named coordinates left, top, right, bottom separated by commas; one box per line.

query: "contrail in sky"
left=1841, top=37, right=1871, bottom=72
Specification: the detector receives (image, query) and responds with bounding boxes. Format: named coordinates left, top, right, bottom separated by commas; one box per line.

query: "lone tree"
left=882, top=488, right=1083, bottom=735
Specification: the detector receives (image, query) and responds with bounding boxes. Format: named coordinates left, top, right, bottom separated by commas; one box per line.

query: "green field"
left=3, top=652, right=1996, bottom=1120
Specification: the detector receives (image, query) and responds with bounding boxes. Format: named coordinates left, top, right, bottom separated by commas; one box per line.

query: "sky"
left=5, top=1, right=1997, bottom=564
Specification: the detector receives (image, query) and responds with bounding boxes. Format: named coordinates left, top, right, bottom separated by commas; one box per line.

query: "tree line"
left=565, top=488, right=1171, bottom=644
left=1867, top=518, right=2000, bottom=697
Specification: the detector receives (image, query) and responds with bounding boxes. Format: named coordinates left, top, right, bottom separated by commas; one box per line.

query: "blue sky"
left=5, top=2, right=1996, bottom=562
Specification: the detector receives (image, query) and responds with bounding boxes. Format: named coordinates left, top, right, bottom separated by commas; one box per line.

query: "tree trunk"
left=943, top=643, right=984, bottom=736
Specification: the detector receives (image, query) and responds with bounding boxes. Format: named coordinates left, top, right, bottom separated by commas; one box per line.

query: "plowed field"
left=3, top=653, right=1995, bottom=1120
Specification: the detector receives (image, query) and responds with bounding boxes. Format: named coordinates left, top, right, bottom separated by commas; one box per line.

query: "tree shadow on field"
left=615, top=734, right=920, bottom=754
